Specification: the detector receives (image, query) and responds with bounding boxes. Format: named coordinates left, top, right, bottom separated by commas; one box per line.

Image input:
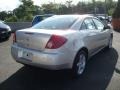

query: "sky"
left=0, top=0, right=92, bottom=11
left=0, top=0, right=117, bottom=11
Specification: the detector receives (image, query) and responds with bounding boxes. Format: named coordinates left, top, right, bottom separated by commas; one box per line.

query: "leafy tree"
left=58, top=4, right=68, bottom=14
left=108, top=8, right=114, bottom=16
left=13, top=0, right=41, bottom=21
left=5, top=16, right=17, bottom=22
left=0, top=0, right=118, bottom=22
left=0, top=11, right=8, bottom=20
left=112, top=0, right=120, bottom=18
left=32, top=5, right=43, bottom=15
left=42, top=3, right=59, bottom=14
left=15, top=0, right=34, bottom=21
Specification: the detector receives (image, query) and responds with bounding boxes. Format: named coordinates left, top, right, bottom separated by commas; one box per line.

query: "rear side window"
left=84, top=18, right=96, bottom=30
left=93, top=18, right=104, bottom=30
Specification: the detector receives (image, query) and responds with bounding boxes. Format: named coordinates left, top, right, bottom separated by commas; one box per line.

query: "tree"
left=14, top=0, right=34, bottom=21
left=112, top=0, right=120, bottom=18
left=112, top=0, right=120, bottom=31
left=32, top=5, right=43, bottom=15
left=0, top=0, right=117, bottom=22
left=0, top=11, right=8, bottom=20
left=58, top=4, right=68, bottom=14
left=66, top=0, right=72, bottom=8
left=42, top=3, right=59, bottom=14
left=5, top=16, right=17, bottom=22
left=13, top=0, right=42, bottom=21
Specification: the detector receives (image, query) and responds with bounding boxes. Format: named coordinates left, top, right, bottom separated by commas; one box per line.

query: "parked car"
left=32, top=14, right=54, bottom=26
left=0, top=20, right=11, bottom=40
left=11, top=15, right=113, bottom=77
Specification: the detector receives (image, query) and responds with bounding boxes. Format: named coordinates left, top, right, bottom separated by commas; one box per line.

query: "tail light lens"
left=45, top=35, right=67, bottom=49
left=13, top=33, right=16, bottom=43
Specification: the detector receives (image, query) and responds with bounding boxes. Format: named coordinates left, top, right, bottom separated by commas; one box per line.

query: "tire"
left=72, top=50, right=87, bottom=77
left=23, top=64, right=32, bottom=67
left=5, top=36, right=10, bottom=40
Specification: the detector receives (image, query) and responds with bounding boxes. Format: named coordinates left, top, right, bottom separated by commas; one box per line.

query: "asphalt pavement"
left=0, top=31, right=120, bottom=90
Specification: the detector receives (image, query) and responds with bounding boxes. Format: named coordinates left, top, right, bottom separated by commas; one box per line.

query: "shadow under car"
left=0, top=48, right=118, bottom=90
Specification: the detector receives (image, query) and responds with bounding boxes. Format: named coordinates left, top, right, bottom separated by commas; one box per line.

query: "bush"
left=5, top=16, right=18, bottom=22
left=23, top=14, right=33, bottom=22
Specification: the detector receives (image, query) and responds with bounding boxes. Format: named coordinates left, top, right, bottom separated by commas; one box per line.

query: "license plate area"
left=18, top=49, right=33, bottom=61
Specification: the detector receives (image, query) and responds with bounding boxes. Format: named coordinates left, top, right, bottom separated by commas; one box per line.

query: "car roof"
left=34, top=14, right=55, bottom=17
left=51, top=14, right=94, bottom=19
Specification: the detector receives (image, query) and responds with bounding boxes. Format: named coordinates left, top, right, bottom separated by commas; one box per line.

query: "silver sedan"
left=11, top=15, right=113, bottom=77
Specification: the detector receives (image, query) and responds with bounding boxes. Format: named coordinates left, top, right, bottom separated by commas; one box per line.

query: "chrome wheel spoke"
left=77, top=54, right=86, bottom=75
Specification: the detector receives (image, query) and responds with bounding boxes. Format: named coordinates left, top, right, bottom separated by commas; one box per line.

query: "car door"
left=92, top=18, right=110, bottom=47
left=80, top=18, right=102, bottom=55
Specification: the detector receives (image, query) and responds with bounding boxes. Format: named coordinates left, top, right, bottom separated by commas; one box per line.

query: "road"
left=0, top=31, right=120, bottom=90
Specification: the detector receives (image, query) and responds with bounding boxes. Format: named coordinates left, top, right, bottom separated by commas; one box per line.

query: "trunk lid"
left=16, top=28, right=74, bottom=51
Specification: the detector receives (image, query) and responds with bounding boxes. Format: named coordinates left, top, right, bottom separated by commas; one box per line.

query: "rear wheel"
left=72, top=50, right=87, bottom=77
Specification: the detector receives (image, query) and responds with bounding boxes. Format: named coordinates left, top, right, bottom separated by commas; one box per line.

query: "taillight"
left=13, top=33, right=16, bottom=43
left=45, top=35, right=67, bottom=49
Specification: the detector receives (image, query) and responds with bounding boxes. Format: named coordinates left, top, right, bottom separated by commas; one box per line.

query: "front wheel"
left=72, top=50, right=87, bottom=77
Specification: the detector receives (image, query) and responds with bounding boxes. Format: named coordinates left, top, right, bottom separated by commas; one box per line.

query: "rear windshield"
left=32, top=16, right=78, bottom=30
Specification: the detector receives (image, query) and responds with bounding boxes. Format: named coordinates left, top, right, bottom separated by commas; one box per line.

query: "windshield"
left=32, top=15, right=78, bottom=30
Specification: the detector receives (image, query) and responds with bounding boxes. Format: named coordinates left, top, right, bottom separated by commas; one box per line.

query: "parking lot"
left=0, top=31, right=120, bottom=90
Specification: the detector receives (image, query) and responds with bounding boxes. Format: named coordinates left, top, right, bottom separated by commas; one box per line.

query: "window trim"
left=80, top=21, right=87, bottom=30
left=92, top=18, right=105, bottom=31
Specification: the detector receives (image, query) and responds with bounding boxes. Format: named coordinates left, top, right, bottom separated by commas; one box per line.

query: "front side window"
left=32, top=16, right=78, bottom=30
left=93, top=18, right=104, bottom=30
left=84, top=18, right=96, bottom=30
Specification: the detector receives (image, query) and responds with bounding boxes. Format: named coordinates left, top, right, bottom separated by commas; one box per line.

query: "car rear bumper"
left=11, top=44, right=73, bottom=70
